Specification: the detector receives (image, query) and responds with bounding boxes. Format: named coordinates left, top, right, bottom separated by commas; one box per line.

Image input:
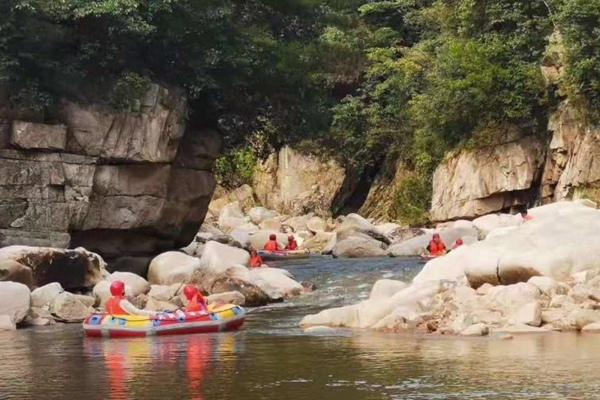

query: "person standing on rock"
left=106, top=281, right=158, bottom=317
left=264, top=234, right=281, bottom=251
left=426, top=233, right=447, bottom=257
left=285, top=235, right=298, bottom=251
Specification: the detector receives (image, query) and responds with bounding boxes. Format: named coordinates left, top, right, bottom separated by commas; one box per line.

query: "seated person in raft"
left=285, top=235, right=298, bottom=251
left=106, top=281, right=159, bottom=317
left=250, top=249, right=265, bottom=268
left=263, top=234, right=281, bottom=251
left=422, top=233, right=447, bottom=257
left=183, top=284, right=208, bottom=313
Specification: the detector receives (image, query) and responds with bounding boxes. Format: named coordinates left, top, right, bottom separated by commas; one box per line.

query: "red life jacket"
left=264, top=240, right=279, bottom=251
left=429, top=240, right=447, bottom=256
left=106, top=296, right=128, bottom=315
left=286, top=240, right=298, bottom=251
left=186, top=294, right=206, bottom=312
left=250, top=255, right=263, bottom=268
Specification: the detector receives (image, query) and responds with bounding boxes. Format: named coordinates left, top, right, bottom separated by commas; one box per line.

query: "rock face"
left=358, top=162, right=406, bottom=221
left=0, top=84, right=220, bottom=273
left=430, top=134, right=546, bottom=222
left=253, top=146, right=347, bottom=216
left=541, top=101, right=600, bottom=204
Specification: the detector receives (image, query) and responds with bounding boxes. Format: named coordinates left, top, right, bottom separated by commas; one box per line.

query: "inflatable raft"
left=83, top=304, right=245, bottom=338
left=258, top=249, right=310, bottom=261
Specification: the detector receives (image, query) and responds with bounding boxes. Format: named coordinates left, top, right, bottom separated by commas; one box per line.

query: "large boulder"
left=209, top=275, right=271, bottom=307
left=248, top=207, right=278, bottom=225
left=0, top=246, right=108, bottom=290
left=413, top=201, right=600, bottom=287
left=198, top=241, right=250, bottom=274
left=218, top=202, right=248, bottom=233
left=369, top=279, right=408, bottom=301
left=244, top=267, right=304, bottom=299
left=332, top=234, right=387, bottom=258
left=472, top=213, right=522, bottom=237
left=300, top=280, right=446, bottom=329
left=31, top=282, right=64, bottom=308
left=0, top=259, right=34, bottom=288
left=430, top=134, right=546, bottom=221
left=50, top=291, right=93, bottom=322
left=0, top=281, right=30, bottom=324
left=147, top=251, right=201, bottom=285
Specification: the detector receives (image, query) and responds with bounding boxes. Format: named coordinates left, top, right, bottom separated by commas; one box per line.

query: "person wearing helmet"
left=426, top=233, right=447, bottom=257
left=263, top=234, right=280, bottom=251
left=249, top=249, right=265, bottom=268
left=452, top=238, right=464, bottom=250
left=183, top=284, right=208, bottom=313
left=105, top=280, right=158, bottom=317
left=285, top=235, right=298, bottom=251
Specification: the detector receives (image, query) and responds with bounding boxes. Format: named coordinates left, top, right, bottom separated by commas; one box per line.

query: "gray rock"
left=11, top=121, right=67, bottom=151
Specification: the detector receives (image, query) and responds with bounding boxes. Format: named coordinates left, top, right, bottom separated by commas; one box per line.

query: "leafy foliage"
left=1, top=0, right=599, bottom=219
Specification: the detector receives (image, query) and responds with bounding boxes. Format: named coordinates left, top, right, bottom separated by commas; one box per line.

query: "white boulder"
left=332, top=235, right=386, bottom=258
left=369, top=279, right=408, bottom=301
left=31, top=282, right=64, bottom=308
left=148, top=251, right=201, bottom=285
left=300, top=280, right=446, bottom=329
left=413, top=201, right=600, bottom=288
left=0, top=282, right=30, bottom=324
left=509, top=301, right=542, bottom=327
left=198, top=241, right=250, bottom=274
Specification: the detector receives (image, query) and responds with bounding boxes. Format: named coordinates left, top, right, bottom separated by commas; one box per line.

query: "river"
left=1, top=257, right=600, bottom=400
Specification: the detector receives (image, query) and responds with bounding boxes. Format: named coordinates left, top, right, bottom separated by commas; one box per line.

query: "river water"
left=2, top=257, right=600, bottom=400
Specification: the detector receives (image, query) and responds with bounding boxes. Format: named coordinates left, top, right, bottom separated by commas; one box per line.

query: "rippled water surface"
left=2, top=257, right=600, bottom=400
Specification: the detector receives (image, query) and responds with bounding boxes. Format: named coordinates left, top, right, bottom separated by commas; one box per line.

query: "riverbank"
left=2, top=256, right=600, bottom=400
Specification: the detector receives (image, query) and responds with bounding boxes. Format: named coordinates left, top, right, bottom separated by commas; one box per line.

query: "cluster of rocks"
left=0, top=231, right=308, bottom=331
left=301, top=200, right=600, bottom=336
left=196, top=185, right=434, bottom=258
left=198, top=184, right=530, bottom=259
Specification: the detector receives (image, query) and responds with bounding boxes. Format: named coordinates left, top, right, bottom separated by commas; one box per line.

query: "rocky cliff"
left=429, top=134, right=546, bottom=222
left=0, top=85, right=220, bottom=274
left=252, top=146, right=349, bottom=217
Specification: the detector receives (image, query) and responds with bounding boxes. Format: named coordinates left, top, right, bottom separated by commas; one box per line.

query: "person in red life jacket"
left=249, top=249, right=264, bottom=268
left=285, top=235, right=298, bottom=251
left=105, top=281, right=158, bottom=316
left=426, top=233, right=447, bottom=257
left=183, top=284, right=208, bottom=313
left=521, top=209, right=534, bottom=222
left=452, top=238, right=464, bottom=250
left=263, top=234, right=280, bottom=251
